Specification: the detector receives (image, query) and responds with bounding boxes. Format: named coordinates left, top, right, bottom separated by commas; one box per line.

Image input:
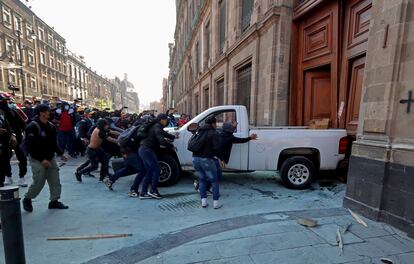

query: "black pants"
left=0, top=146, right=11, bottom=187
left=77, top=148, right=110, bottom=179
left=5, top=143, right=27, bottom=178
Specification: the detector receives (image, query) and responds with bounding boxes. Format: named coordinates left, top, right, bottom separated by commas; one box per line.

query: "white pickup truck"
left=153, top=105, right=348, bottom=189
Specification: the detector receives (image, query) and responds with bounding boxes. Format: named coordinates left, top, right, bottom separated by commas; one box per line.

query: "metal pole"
left=0, top=186, right=26, bottom=264
left=17, top=30, right=26, bottom=101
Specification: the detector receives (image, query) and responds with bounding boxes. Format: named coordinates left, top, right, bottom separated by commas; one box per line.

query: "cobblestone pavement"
left=1, top=158, right=413, bottom=264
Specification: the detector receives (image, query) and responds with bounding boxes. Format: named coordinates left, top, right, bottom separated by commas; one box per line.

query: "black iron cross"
left=400, top=90, right=414, bottom=113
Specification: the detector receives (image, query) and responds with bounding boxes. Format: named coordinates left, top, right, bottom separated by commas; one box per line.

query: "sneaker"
left=139, top=193, right=153, bottom=199
left=201, top=198, right=208, bottom=208
left=5, top=177, right=13, bottom=185
left=18, top=178, right=28, bottom=187
left=103, top=178, right=113, bottom=191
left=23, top=198, right=33, bottom=212
left=48, top=201, right=69, bottom=210
left=147, top=191, right=163, bottom=199
left=75, top=171, right=82, bottom=182
left=128, top=190, right=139, bottom=198
left=193, top=179, right=199, bottom=191
left=213, top=200, right=222, bottom=209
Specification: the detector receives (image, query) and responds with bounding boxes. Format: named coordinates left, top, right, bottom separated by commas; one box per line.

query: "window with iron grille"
left=236, top=63, right=252, bottom=123
left=241, top=0, right=254, bottom=33
left=204, top=86, right=210, bottom=110
left=219, top=0, right=226, bottom=54
left=2, top=6, right=11, bottom=27
left=204, top=21, right=210, bottom=70
left=216, top=78, right=225, bottom=106
left=195, top=93, right=199, bottom=114
left=195, top=41, right=200, bottom=77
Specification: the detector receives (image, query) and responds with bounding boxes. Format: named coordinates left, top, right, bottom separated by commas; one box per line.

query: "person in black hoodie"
left=138, top=114, right=176, bottom=199
left=0, top=94, right=28, bottom=187
left=22, top=104, right=69, bottom=212
left=0, top=94, right=15, bottom=187
left=192, top=116, right=222, bottom=209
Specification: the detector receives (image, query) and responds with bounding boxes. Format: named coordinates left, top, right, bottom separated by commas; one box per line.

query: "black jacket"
left=216, top=131, right=251, bottom=163
left=77, top=118, right=93, bottom=139
left=192, top=124, right=221, bottom=159
left=26, top=117, right=64, bottom=161
left=0, top=110, right=12, bottom=148
left=140, top=123, right=175, bottom=150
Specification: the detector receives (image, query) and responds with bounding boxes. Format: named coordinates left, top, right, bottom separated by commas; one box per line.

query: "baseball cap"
left=157, top=113, right=168, bottom=120
left=36, top=104, right=51, bottom=113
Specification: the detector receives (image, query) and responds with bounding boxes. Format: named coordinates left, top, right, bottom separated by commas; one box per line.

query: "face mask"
left=8, top=103, right=16, bottom=110
left=64, top=106, right=69, bottom=111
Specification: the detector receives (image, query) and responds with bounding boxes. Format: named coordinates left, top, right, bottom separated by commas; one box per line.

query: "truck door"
left=197, top=109, right=243, bottom=170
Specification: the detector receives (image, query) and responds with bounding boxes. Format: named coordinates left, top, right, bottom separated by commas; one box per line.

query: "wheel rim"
left=287, top=164, right=310, bottom=185
left=158, top=161, right=172, bottom=183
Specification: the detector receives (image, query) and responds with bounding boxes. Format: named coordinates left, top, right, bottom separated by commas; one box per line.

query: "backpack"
left=136, top=117, right=158, bottom=140
left=20, top=121, right=42, bottom=156
left=117, top=125, right=140, bottom=148
left=187, top=130, right=208, bottom=153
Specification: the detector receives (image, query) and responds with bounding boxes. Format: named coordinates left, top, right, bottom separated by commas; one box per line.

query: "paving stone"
left=365, top=235, right=414, bottom=255
left=348, top=222, right=395, bottom=239
left=138, top=242, right=222, bottom=264
left=191, top=221, right=304, bottom=244
left=215, top=230, right=324, bottom=258
left=310, top=223, right=364, bottom=245
left=312, top=244, right=368, bottom=263
left=194, top=256, right=255, bottom=264
left=250, top=246, right=331, bottom=264
left=390, top=252, right=414, bottom=264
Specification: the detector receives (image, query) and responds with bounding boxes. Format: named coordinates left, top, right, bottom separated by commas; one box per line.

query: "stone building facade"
left=67, top=51, right=87, bottom=102
left=0, top=0, right=138, bottom=110
left=344, top=0, right=414, bottom=237
left=168, top=0, right=293, bottom=126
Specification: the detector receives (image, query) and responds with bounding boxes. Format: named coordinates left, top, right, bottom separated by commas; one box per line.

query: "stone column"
left=344, top=0, right=414, bottom=238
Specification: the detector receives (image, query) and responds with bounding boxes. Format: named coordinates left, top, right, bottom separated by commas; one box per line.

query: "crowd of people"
left=0, top=91, right=257, bottom=211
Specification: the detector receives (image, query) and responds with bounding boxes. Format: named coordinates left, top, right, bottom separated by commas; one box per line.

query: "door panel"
left=346, top=56, right=365, bottom=134
left=304, top=69, right=332, bottom=125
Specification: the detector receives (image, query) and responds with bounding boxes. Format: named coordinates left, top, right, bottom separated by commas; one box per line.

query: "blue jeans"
left=110, top=151, right=146, bottom=192
left=139, top=146, right=160, bottom=193
left=206, top=159, right=222, bottom=191
left=57, top=130, right=76, bottom=156
left=192, top=157, right=220, bottom=200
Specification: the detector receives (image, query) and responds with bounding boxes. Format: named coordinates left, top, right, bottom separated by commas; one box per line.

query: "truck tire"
left=157, top=154, right=181, bottom=187
left=280, top=156, right=316, bottom=189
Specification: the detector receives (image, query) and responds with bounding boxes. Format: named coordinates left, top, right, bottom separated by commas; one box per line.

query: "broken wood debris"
left=296, top=218, right=317, bottom=227
left=336, top=227, right=344, bottom=255
left=380, top=257, right=394, bottom=264
left=47, top=233, right=132, bottom=241
left=348, top=209, right=368, bottom=228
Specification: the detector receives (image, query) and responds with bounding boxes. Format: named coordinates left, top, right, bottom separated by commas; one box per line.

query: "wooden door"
left=339, top=0, right=371, bottom=134
left=236, top=64, right=252, bottom=121
left=291, top=0, right=339, bottom=127
left=345, top=56, right=365, bottom=133
left=304, top=69, right=332, bottom=125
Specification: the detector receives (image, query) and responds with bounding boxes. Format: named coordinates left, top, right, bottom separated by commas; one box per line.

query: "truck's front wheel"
left=158, top=154, right=181, bottom=187
left=280, top=156, right=316, bottom=189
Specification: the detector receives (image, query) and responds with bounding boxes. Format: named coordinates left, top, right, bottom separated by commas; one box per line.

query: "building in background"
left=161, top=77, right=168, bottom=112
left=167, top=0, right=293, bottom=126
left=0, top=0, right=139, bottom=110
left=0, top=0, right=44, bottom=100
left=121, top=73, right=139, bottom=113
left=66, top=51, right=87, bottom=102
left=149, top=100, right=163, bottom=114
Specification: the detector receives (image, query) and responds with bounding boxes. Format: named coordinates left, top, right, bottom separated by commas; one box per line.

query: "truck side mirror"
left=187, top=123, right=199, bottom=133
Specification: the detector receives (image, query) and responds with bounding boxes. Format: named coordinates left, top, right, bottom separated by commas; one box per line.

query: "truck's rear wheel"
left=280, top=156, right=316, bottom=189
left=158, top=154, right=180, bottom=187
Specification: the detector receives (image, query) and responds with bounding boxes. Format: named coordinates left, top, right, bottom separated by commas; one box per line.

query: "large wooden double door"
left=290, top=0, right=371, bottom=135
